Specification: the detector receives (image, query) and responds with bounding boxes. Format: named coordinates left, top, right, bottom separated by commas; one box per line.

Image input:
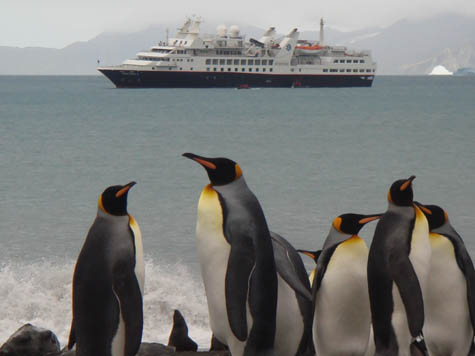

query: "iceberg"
left=429, top=65, right=453, bottom=75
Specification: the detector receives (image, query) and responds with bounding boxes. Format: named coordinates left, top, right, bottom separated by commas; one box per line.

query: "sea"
left=1, top=75, right=474, bottom=348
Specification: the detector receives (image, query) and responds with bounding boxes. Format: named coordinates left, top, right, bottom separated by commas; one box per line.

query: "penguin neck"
left=97, top=206, right=130, bottom=222
left=387, top=201, right=415, bottom=218
left=322, top=226, right=352, bottom=250
left=211, top=176, right=248, bottom=196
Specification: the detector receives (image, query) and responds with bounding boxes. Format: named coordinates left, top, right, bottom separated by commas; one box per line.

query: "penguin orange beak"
left=359, top=215, right=382, bottom=224
left=400, top=175, right=416, bottom=191
left=183, top=153, right=216, bottom=170
left=414, top=202, right=432, bottom=215
left=298, top=250, right=316, bottom=259
left=115, top=181, right=136, bottom=198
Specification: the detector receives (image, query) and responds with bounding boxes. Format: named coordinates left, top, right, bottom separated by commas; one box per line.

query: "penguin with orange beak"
left=300, top=213, right=381, bottom=356
left=415, top=202, right=475, bottom=356
left=368, top=176, right=431, bottom=356
left=68, top=182, right=144, bottom=356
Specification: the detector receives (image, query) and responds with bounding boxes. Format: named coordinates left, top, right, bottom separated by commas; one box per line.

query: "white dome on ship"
left=216, top=24, right=227, bottom=37
left=229, top=25, right=240, bottom=37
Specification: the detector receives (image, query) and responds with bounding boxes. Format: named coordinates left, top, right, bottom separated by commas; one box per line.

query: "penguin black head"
left=414, top=202, right=448, bottom=231
left=99, top=181, right=136, bottom=216
left=332, top=213, right=382, bottom=235
left=183, top=153, right=242, bottom=186
left=387, top=175, right=416, bottom=207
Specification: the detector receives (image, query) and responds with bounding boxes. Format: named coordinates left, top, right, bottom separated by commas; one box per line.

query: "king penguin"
left=303, top=213, right=381, bottom=356
left=183, top=153, right=277, bottom=356
left=67, top=182, right=145, bottom=356
left=368, top=176, right=431, bottom=356
left=415, top=203, right=475, bottom=356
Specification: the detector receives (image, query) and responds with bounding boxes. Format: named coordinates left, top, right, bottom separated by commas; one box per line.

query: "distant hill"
left=1, top=14, right=474, bottom=75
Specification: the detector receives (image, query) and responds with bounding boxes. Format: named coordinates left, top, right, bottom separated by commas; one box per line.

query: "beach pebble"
left=0, top=323, right=60, bottom=356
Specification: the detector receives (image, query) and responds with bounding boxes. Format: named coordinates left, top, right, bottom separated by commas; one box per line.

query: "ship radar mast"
left=319, top=18, right=324, bottom=45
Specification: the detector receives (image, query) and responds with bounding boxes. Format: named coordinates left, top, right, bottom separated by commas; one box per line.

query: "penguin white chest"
left=195, top=185, right=234, bottom=341
left=314, top=237, right=371, bottom=355
left=408, top=206, right=431, bottom=294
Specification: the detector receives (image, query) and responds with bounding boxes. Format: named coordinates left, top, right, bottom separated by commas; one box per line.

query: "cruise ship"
left=98, top=17, right=376, bottom=88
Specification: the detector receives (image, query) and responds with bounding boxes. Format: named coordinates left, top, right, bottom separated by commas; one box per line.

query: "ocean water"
left=1, top=75, right=474, bottom=348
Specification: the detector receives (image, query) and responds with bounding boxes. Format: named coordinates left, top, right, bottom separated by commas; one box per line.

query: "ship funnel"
left=259, top=27, right=276, bottom=44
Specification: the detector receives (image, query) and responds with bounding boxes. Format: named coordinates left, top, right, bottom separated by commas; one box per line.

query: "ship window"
left=206, top=59, right=211, bottom=65
left=235, top=68, right=239, bottom=71
left=248, top=59, right=254, bottom=65
left=263, top=68, right=266, bottom=72
left=366, top=69, right=372, bottom=72
left=360, top=69, right=365, bottom=72
left=249, top=68, right=252, bottom=72
left=207, top=68, right=210, bottom=71
left=220, top=59, right=225, bottom=65
left=269, top=68, right=273, bottom=72
left=179, top=67, right=182, bottom=70
left=353, top=69, right=358, bottom=72
left=291, top=68, right=294, bottom=72
left=299, top=69, right=302, bottom=72
left=330, top=69, right=338, bottom=72
left=340, top=60, right=345, bottom=63
left=334, top=60, right=338, bottom=63
left=191, top=68, right=193, bottom=70
left=323, top=69, right=328, bottom=72
left=213, top=59, right=218, bottom=64
left=152, top=67, right=155, bottom=70
left=221, top=68, right=224, bottom=71
left=347, top=69, right=351, bottom=72
left=353, top=60, right=358, bottom=63
left=347, top=60, right=352, bottom=63
left=360, top=60, right=365, bottom=63
left=269, top=60, right=274, bottom=65
left=241, top=59, right=246, bottom=65
left=256, top=68, right=259, bottom=72
left=255, top=60, right=260, bottom=65
left=234, top=59, right=239, bottom=65
left=214, top=68, right=217, bottom=71
left=340, top=69, right=345, bottom=72
left=242, top=68, right=245, bottom=71
left=262, top=59, right=267, bottom=65
left=228, top=68, right=232, bottom=71
left=227, top=59, right=232, bottom=65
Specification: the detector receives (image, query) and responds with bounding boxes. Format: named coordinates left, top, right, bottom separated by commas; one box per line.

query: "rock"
left=137, top=343, right=176, bottom=356
left=167, top=310, right=198, bottom=352
left=209, top=335, right=228, bottom=351
left=0, top=324, right=60, bottom=356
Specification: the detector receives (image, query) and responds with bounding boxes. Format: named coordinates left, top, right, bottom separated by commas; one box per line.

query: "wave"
left=0, top=259, right=211, bottom=348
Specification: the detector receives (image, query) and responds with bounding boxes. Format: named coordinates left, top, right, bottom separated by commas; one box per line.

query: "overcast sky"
left=2, top=0, right=475, bottom=48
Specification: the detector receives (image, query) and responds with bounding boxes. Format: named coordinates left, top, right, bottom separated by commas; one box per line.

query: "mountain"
left=1, top=14, right=474, bottom=75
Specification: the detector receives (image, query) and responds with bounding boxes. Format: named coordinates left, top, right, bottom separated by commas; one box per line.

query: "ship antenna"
left=320, top=18, right=324, bottom=46
left=166, top=28, right=169, bottom=45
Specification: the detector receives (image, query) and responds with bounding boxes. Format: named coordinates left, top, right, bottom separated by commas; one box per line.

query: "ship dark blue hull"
left=99, top=69, right=374, bottom=88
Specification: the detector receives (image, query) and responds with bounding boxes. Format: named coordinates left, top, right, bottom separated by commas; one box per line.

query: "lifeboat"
left=295, top=44, right=325, bottom=55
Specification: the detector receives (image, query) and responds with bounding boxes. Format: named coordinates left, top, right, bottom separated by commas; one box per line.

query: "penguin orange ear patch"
left=333, top=217, right=342, bottom=232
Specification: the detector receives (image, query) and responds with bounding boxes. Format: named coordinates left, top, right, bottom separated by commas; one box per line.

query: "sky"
left=2, top=0, right=475, bottom=48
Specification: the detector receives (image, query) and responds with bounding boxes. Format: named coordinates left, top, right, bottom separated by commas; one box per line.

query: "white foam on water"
left=0, top=259, right=211, bottom=349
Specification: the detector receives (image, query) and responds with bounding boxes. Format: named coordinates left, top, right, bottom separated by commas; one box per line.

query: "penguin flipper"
left=67, top=321, right=76, bottom=349
left=270, top=232, right=312, bottom=301
left=112, top=260, right=143, bottom=356
left=225, top=234, right=255, bottom=341
left=389, top=253, right=424, bottom=337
